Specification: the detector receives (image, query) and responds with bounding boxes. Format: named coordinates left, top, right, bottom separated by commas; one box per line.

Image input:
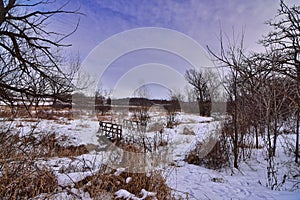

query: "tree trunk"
left=255, top=125, right=259, bottom=149
left=296, top=64, right=300, bottom=163
left=267, top=116, right=272, bottom=158
left=198, top=101, right=207, bottom=116
left=231, top=79, right=239, bottom=168
left=272, top=117, right=278, bottom=157
left=296, top=110, right=299, bottom=163
left=295, top=54, right=300, bottom=163
left=198, top=100, right=202, bottom=116
left=233, top=100, right=238, bottom=168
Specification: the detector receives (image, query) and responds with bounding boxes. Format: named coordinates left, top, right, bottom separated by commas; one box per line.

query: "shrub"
left=185, top=134, right=230, bottom=170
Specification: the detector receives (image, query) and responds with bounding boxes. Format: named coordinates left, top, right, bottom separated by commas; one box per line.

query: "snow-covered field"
left=1, top=112, right=300, bottom=199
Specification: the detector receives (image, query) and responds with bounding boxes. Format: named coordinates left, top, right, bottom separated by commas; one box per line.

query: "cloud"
left=65, top=0, right=285, bottom=57
left=49, top=0, right=296, bottom=98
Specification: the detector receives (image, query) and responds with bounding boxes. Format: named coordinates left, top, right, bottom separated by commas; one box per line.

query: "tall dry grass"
left=0, top=128, right=88, bottom=199
left=0, top=127, right=177, bottom=199
left=75, top=166, right=174, bottom=200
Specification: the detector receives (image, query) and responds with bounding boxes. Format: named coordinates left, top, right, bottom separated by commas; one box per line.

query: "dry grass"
left=0, top=163, right=57, bottom=199
left=35, top=109, right=73, bottom=120
left=0, top=129, right=90, bottom=199
left=72, top=142, right=175, bottom=199
left=1, top=132, right=89, bottom=159
left=75, top=167, right=174, bottom=200
left=97, top=114, right=114, bottom=122
left=0, top=106, right=73, bottom=120
left=0, top=126, right=176, bottom=199
left=0, top=110, right=177, bottom=199
left=0, top=132, right=57, bottom=199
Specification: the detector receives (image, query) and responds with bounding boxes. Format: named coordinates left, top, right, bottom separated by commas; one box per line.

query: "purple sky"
left=59, top=0, right=293, bottom=56
left=48, top=0, right=298, bottom=99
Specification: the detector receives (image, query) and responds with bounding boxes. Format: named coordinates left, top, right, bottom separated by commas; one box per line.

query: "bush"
left=185, top=134, right=230, bottom=170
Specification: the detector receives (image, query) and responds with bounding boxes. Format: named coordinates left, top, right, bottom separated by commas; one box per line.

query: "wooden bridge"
left=97, top=120, right=154, bottom=152
left=98, top=121, right=122, bottom=142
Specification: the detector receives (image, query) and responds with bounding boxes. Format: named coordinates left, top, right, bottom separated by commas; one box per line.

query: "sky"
left=47, top=0, right=298, bottom=99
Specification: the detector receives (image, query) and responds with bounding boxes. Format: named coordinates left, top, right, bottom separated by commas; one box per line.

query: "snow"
left=32, top=189, right=93, bottom=200
left=126, top=177, right=132, bottom=183
left=166, top=162, right=300, bottom=200
left=140, top=189, right=157, bottom=199
left=115, top=189, right=137, bottom=199
left=1, top=112, right=300, bottom=199
left=0, top=116, right=100, bottom=146
left=57, top=171, right=93, bottom=187
left=114, top=167, right=126, bottom=176
left=115, top=189, right=157, bottom=200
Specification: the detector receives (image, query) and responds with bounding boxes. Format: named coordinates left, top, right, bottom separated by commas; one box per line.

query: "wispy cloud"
left=65, top=0, right=288, bottom=58
left=50, top=0, right=298, bottom=98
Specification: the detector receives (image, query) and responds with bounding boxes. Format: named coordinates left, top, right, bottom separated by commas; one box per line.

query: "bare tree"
left=0, top=0, right=81, bottom=110
left=132, top=85, right=151, bottom=130
left=260, top=1, right=300, bottom=163
left=134, top=84, right=150, bottom=99
left=207, top=30, right=247, bottom=168
left=95, top=85, right=112, bottom=115
left=184, top=85, right=196, bottom=103
left=168, top=89, right=184, bottom=102
left=50, top=53, right=81, bottom=107
left=185, top=69, right=211, bottom=116
left=203, top=69, right=223, bottom=101
left=165, top=90, right=181, bottom=128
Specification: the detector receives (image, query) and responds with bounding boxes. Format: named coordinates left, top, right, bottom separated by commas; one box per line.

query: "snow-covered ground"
left=166, top=162, right=300, bottom=200
left=1, top=112, right=300, bottom=199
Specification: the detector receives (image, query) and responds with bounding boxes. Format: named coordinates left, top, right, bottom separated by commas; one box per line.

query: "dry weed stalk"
left=76, top=167, right=174, bottom=200
left=0, top=128, right=89, bottom=199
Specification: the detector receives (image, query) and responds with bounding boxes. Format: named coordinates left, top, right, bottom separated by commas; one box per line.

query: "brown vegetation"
left=0, top=129, right=90, bottom=199
left=76, top=166, right=174, bottom=200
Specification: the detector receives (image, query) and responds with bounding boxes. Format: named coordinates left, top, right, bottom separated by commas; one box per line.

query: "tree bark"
left=255, top=125, right=259, bottom=149
left=233, top=83, right=239, bottom=168
left=296, top=110, right=299, bottom=163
